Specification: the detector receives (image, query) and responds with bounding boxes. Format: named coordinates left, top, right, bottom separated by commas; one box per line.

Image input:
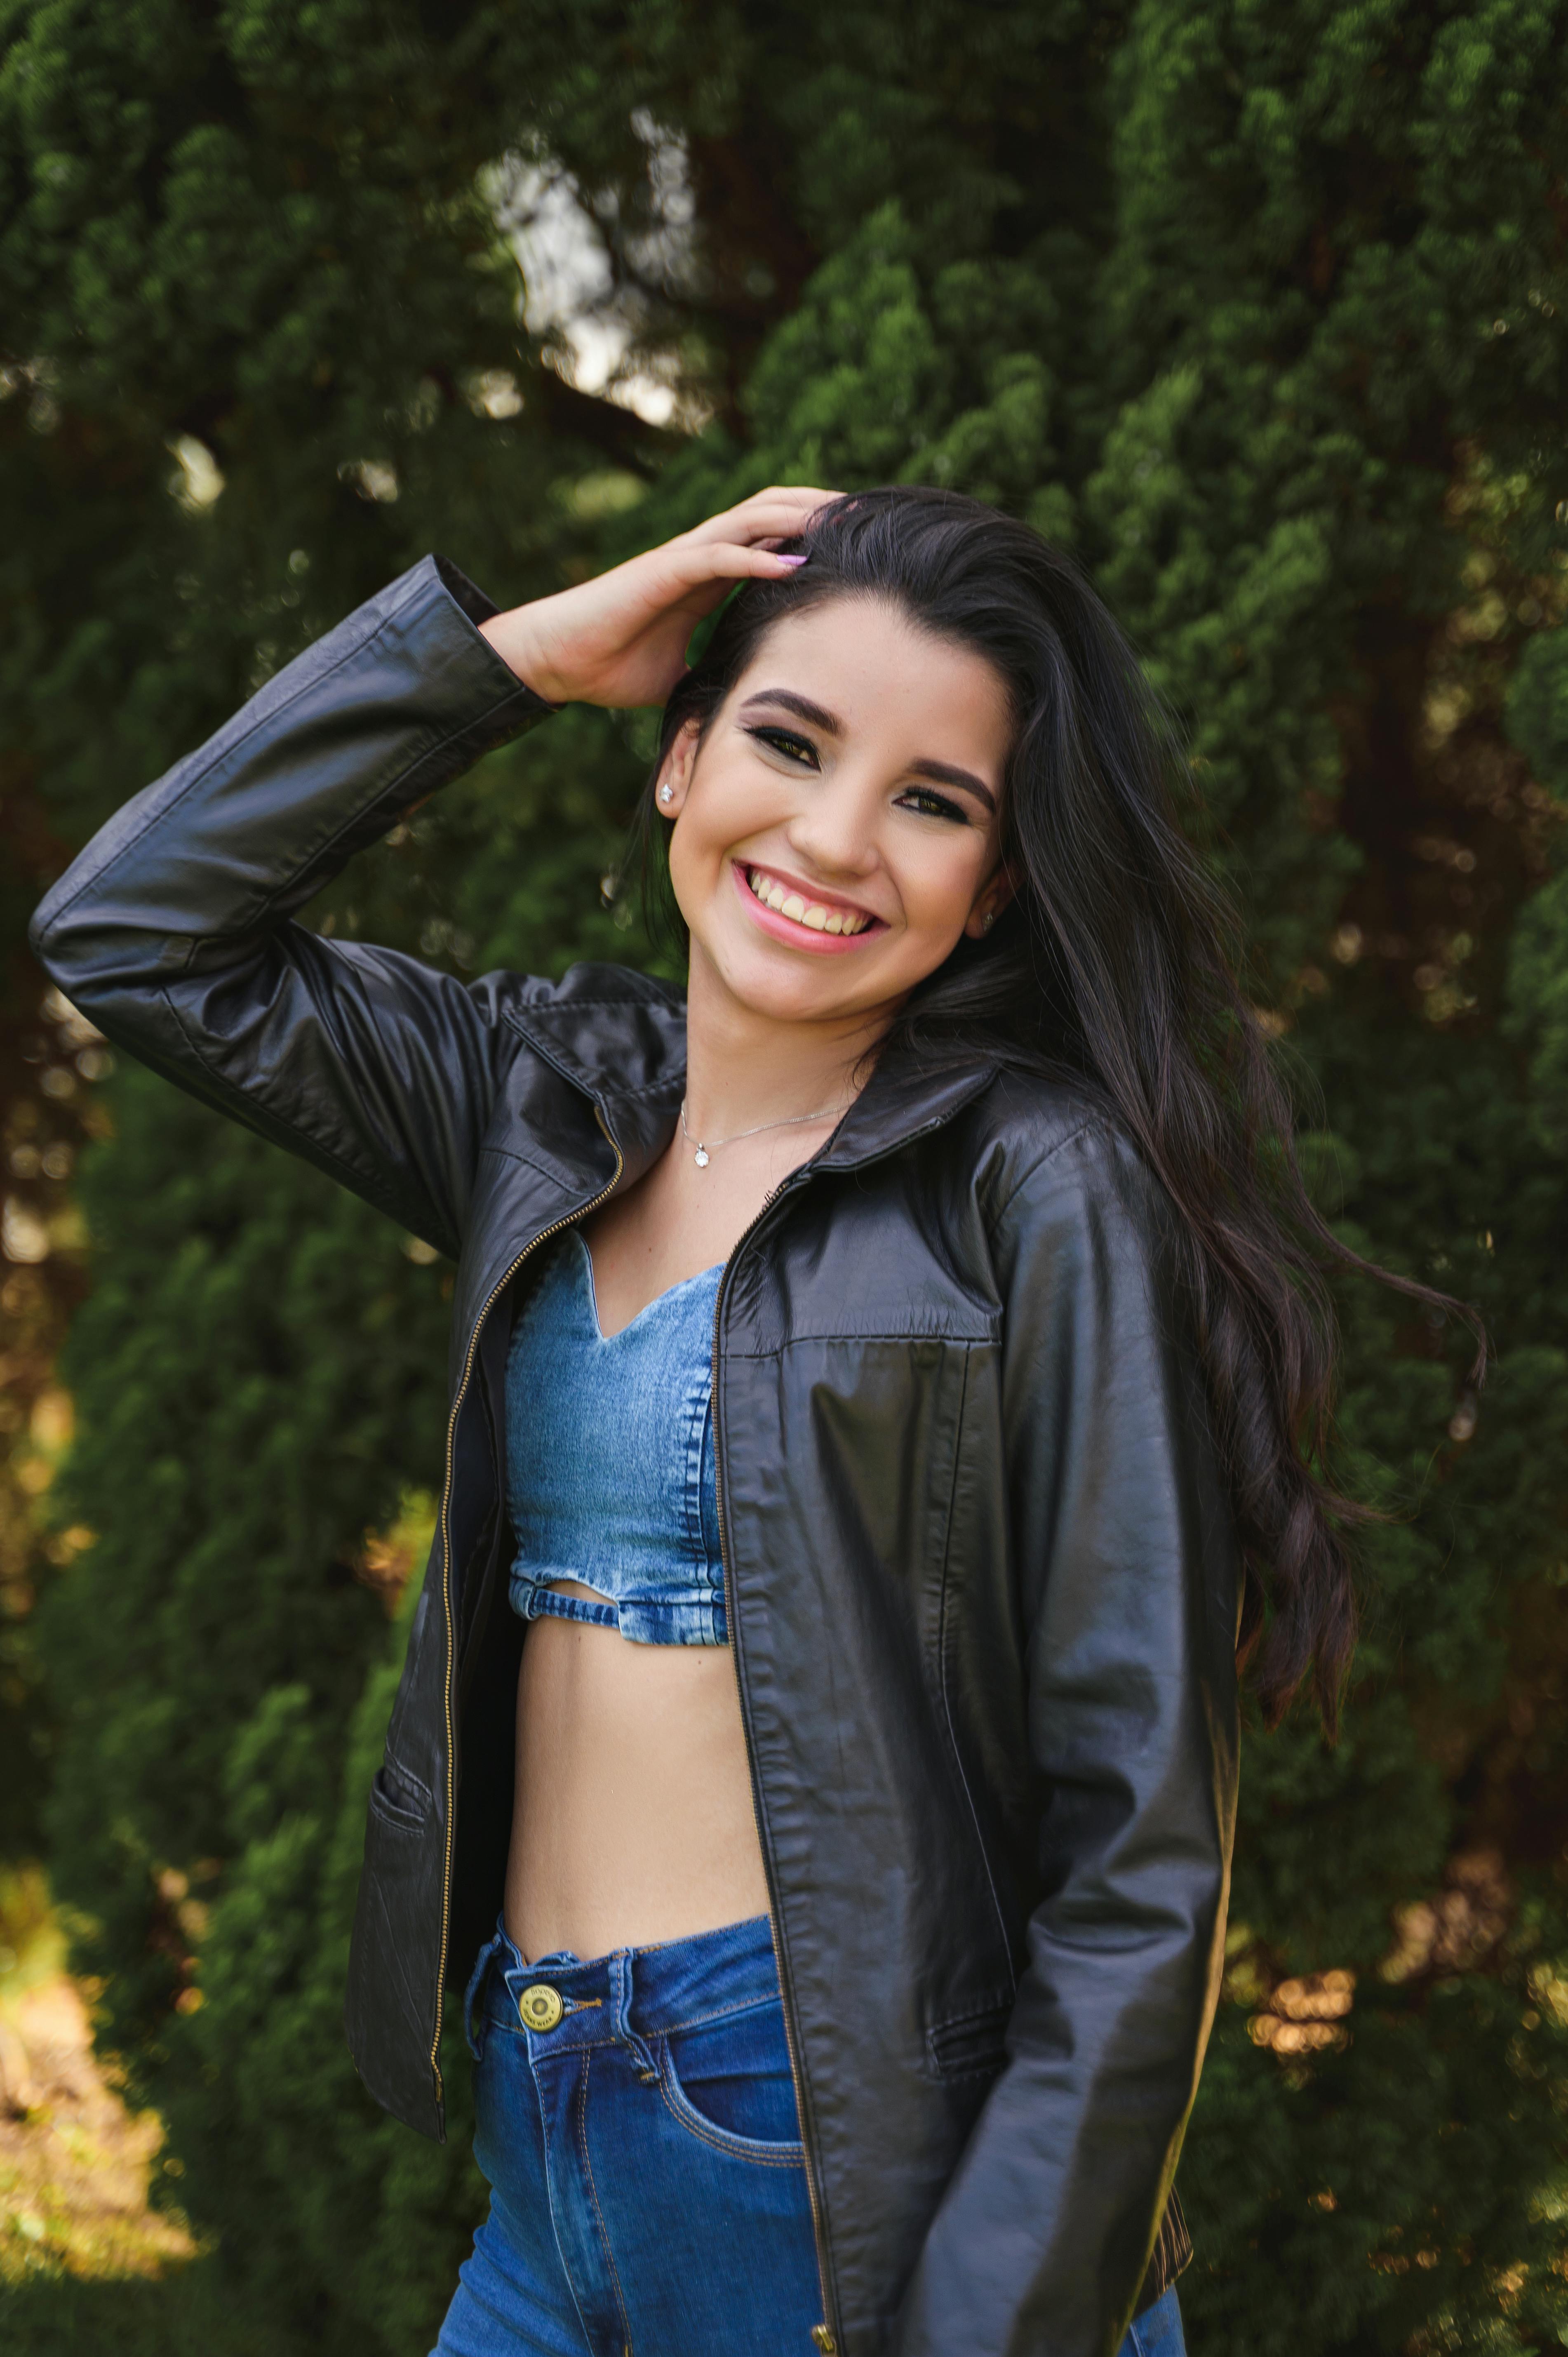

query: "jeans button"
left=518, top=1983, right=564, bottom=2032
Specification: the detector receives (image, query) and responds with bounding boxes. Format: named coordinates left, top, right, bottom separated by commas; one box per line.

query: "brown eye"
left=747, top=726, right=819, bottom=768
left=897, top=786, right=969, bottom=825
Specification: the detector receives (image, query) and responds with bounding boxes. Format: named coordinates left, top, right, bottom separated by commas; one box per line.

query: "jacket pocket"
left=926, top=2000, right=1011, bottom=2081
left=370, top=1759, right=430, bottom=1828
left=345, top=1760, right=447, bottom=2136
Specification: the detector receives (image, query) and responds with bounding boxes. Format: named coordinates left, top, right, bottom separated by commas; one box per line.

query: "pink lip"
left=729, top=861, right=887, bottom=955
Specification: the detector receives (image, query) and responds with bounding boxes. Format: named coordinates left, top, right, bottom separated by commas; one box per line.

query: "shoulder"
left=958, top=1067, right=1152, bottom=1214
left=951, top=1066, right=1183, bottom=1285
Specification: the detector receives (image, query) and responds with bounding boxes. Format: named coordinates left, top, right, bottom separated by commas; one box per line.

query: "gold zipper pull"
left=811, top=2328, right=838, bottom=2353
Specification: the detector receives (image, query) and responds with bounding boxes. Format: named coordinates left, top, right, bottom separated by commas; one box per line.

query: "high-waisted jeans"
left=433, top=1912, right=1188, bottom=2357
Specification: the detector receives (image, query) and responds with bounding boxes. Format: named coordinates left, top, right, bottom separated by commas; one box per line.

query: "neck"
left=681, top=944, right=899, bottom=1138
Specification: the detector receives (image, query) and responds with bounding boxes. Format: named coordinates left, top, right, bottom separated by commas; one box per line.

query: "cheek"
left=679, top=761, right=787, bottom=861
left=891, top=838, right=991, bottom=934
left=666, top=770, right=776, bottom=922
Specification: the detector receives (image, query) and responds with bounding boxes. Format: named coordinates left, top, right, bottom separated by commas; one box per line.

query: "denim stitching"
left=615, top=1917, right=771, bottom=1959
left=483, top=2011, right=616, bottom=2053
left=654, top=2054, right=806, bottom=2170
left=658, top=1991, right=786, bottom=2037
left=576, top=2052, right=634, bottom=2350
left=488, top=1989, right=780, bottom=2048
left=529, top=2052, right=597, bottom=2357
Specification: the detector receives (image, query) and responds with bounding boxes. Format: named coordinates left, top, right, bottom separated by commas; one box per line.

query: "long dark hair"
left=628, top=486, right=1479, bottom=1732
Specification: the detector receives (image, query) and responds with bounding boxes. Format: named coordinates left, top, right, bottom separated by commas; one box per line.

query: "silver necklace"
left=679, top=1094, right=848, bottom=1169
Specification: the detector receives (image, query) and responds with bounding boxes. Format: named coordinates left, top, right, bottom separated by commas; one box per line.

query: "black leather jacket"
left=31, top=555, right=1240, bottom=2357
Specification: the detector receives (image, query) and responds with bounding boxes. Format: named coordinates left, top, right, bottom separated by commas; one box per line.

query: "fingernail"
left=775, top=553, right=809, bottom=567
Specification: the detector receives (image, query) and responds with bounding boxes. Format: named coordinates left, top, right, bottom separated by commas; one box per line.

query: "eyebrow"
left=736, top=688, right=999, bottom=815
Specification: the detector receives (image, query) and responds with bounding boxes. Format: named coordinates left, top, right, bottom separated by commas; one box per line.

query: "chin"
left=708, top=932, right=877, bottom=1023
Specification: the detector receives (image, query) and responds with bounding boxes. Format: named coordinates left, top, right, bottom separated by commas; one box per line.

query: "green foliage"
left=36, top=1068, right=450, bottom=2060
left=5, top=2, right=1568, bottom=2351
left=1186, top=1960, right=1568, bottom=2357
left=166, top=1566, right=482, bottom=2355
left=1505, top=630, right=1568, bottom=1143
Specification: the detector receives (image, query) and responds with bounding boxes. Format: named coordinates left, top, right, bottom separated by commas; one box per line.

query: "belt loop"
left=610, top=1950, right=659, bottom=2082
left=463, top=1925, right=505, bottom=2061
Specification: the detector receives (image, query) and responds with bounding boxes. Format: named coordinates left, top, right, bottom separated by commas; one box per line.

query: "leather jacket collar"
left=501, top=963, right=999, bottom=1184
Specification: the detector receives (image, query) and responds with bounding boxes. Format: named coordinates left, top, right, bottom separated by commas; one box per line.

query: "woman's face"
left=658, top=596, right=1014, bottom=1033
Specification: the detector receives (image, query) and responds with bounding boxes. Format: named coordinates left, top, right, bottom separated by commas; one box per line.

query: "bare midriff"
left=502, top=1116, right=850, bottom=1968
left=504, top=1584, right=770, bottom=1964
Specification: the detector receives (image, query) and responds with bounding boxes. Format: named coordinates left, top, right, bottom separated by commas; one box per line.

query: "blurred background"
left=2, top=4, right=1567, bottom=2351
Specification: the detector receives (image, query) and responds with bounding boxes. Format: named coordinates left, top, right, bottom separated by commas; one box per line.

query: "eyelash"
left=745, top=727, right=971, bottom=826
left=898, top=786, right=969, bottom=826
left=748, top=725, right=819, bottom=768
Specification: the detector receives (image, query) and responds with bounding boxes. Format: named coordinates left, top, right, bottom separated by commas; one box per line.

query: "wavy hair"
left=626, top=486, right=1480, bottom=1731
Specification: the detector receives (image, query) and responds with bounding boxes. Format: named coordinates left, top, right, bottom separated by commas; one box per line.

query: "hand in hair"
left=479, top=487, right=836, bottom=709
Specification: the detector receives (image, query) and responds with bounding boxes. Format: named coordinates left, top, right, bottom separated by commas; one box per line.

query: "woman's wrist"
left=479, top=607, right=570, bottom=706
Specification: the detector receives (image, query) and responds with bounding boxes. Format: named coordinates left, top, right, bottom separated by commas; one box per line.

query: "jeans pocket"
left=656, top=2010, right=805, bottom=2166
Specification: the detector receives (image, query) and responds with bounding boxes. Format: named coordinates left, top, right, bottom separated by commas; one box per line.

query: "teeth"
left=747, top=868, right=869, bottom=937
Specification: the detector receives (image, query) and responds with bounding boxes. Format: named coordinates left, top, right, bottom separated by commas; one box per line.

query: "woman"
left=32, top=486, right=1380, bottom=2357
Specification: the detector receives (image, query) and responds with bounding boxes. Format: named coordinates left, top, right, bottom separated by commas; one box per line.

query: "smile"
left=737, top=863, right=881, bottom=945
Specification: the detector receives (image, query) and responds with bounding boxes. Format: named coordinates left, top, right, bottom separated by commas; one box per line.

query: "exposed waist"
left=469, top=1912, right=779, bottom=2053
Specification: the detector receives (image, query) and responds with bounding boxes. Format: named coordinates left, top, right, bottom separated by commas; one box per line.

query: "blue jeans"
left=434, top=1912, right=1187, bottom=2357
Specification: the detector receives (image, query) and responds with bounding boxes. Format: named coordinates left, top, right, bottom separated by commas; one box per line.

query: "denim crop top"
left=504, top=1228, right=727, bottom=1646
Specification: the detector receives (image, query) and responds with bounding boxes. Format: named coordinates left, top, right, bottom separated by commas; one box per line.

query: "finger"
left=682, top=488, right=840, bottom=548
left=746, top=483, right=842, bottom=508
left=658, top=541, right=814, bottom=591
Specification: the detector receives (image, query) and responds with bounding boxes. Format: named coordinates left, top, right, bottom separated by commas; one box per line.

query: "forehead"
left=726, top=596, right=1014, bottom=774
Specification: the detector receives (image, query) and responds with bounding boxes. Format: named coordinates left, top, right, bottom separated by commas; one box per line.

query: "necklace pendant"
left=693, top=1145, right=710, bottom=1168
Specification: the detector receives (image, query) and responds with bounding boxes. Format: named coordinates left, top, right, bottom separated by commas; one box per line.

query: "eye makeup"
left=744, top=724, right=820, bottom=767
left=745, top=724, right=971, bottom=824
left=895, top=786, right=970, bottom=825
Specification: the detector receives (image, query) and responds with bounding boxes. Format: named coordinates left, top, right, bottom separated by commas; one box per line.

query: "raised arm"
left=897, top=1124, right=1241, bottom=2357
left=29, top=491, right=834, bottom=1256
left=29, top=555, right=552, bottom=1257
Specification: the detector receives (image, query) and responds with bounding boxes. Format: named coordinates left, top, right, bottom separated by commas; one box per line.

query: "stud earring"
left=981, top=909, right=996, bottom=932
left=658, top=783, right=674, bottom=805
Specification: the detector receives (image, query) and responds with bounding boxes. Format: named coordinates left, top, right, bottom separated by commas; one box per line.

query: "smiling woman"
left=659, top=600, right=1013, bottom=1015
left=30, top=485, right=1467, bottom=2357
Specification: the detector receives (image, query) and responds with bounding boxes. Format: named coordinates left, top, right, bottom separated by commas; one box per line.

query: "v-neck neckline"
left=569, top=1227, right=722, bottom=1346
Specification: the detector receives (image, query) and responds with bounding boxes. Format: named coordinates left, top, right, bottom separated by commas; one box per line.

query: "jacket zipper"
left=428, top=1110, right=625, bottom=2095
left=707, top=1108, right=978, bottom=2349
left=711, top=1168, right=838, bottom=2356
left=431, top=1089, right=966, bottom=2337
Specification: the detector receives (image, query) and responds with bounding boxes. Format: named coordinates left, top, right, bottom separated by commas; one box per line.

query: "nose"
left=782, top=762, right=882, bottom=882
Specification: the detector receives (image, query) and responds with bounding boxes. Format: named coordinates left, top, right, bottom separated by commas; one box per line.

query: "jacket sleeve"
left=897, top=1122, right=1241, bottom=2357
left=28, top=555, right=555, bottom=1259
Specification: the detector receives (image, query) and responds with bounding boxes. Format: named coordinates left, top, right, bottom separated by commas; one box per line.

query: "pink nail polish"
left=775, top=553, right=809, bottom=567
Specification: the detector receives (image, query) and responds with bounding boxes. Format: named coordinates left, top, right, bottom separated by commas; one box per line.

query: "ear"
left=964, top=862, right=1018, bottom=939
left=655, top=719, right=701, bottom=818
